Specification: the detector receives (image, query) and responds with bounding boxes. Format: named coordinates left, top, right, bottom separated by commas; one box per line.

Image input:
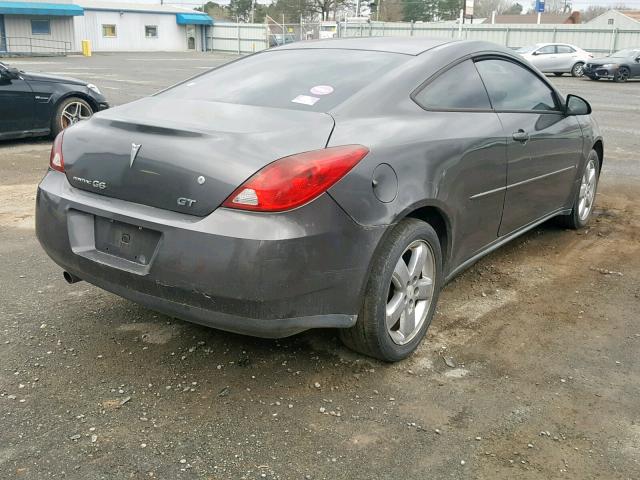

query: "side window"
left=536, top=45, right=556, bottom=55
left=556, top=45, right=575, bottom=54
left=475, top=59, right=560, bottom=112
left=413, top=60, right=491, bottom=110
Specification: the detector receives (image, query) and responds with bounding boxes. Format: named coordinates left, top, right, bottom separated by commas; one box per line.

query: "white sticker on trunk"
left=291, top=95, right=320, bottom=106
left=310, top=85, right=334, bottom=96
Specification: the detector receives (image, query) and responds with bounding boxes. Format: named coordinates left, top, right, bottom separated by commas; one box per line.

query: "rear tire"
left=339, top=218, right=443, bottom=362
left=557, top=149, right=600, bottom=229
left=51, top=97, right=93, bottom=137
left=571, top=62, right=585, bottom=77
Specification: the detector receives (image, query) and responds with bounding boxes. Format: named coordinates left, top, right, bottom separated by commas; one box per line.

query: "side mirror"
left=531, top=51, right=539, bottom=56
left=565, top=94, right=591, bottom=115
left=1, top=67, right=20, bottom=79
left=635, top=56, right=640, bottom=63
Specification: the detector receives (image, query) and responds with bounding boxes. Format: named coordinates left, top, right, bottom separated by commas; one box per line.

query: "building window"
left=608, top=18, right=614, bottom=25
left=102, top=24, right=117, bottom=37
left=145, top=25, right=158, bottom=38
left=31, top=19, right=51, bottom=35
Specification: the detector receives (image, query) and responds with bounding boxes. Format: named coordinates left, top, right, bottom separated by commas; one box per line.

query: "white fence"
left=206, top=23, right=268, bottom=54
left=341, top=22, right=640, bottom=54
left=206, top=21, right=640, bottom=55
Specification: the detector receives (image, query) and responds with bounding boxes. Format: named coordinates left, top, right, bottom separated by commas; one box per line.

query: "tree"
left=401, top=0, right=459, bottom=22
left=473, top=0, right=513, bottom=18
left=438, top=0, right=461, bottom=20
left=197, top=1, right=233, bottom=21
left=378, top=0, right=405, bottom=21
left=582, top=4, right=628, bottom=22
left=229, top=0, right=254, bottom=21
left=503, top=2, right=522, bottom=14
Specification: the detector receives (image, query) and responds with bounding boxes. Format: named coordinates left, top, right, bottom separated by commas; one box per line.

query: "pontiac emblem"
left=130, top=143, right=142, bottom=167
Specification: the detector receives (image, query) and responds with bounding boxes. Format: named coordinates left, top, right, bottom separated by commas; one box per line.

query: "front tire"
left=51, top=97, right=94, bottom=137
left=339, top=219, right=443, bottom=362
left=614, top=67, right=630, bottom=83
left=557, top=149, right=600, bottom=229
left=571, top=62, right=585, bottom=77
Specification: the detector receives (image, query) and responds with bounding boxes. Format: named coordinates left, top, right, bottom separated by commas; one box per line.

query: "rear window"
left=160, top=49, right=407, bottom=111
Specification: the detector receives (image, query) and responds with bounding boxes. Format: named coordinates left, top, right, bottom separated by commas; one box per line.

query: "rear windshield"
left=160, top=49, right=408, bottom=111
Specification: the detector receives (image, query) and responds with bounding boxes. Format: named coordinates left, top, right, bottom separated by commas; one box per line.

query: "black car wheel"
left=52, top=97, right=94, bottom=137
left=571, top=62, right=585, bottom=77
left=339, top=218, right=443, bottom=362
left=614, top=67, right=630, bottom=83
left=587, top=76, right=600, bottom=81
left=557, top=149, right=600, bottom=229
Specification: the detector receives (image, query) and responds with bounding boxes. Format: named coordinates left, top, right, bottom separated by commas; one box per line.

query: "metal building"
left=0, top=0, right=213, bottom=54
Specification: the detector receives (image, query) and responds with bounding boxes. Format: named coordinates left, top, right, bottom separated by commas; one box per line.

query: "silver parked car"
left=517, top=43, right=594, bottom=77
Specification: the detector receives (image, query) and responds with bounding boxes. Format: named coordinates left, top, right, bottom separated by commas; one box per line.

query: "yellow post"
left=81, top=40, right=92, bottom=57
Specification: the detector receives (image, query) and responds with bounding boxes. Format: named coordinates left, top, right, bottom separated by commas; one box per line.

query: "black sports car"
left=0, top=61, right=109, bottom=141
left=583, top=48, right=640, bottom=82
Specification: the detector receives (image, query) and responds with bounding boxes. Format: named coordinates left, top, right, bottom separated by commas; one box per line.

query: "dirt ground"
left=1, top=53, right=639, bottom=480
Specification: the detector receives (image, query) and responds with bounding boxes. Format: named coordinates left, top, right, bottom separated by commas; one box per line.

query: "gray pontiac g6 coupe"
left=36, top=38, right=603, bottom=361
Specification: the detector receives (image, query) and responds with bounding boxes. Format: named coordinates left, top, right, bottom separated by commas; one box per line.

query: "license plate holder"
left=94, top=217, right=160, bottom=266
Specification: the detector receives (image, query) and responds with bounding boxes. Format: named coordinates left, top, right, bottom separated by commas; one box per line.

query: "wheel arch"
left=404, top=205, right=451, bottom=273
left=593, top=139, right=604, bottom=171
left=354, top=202, right=454, bottom=313
left=53, top=91, right=100, bottom=115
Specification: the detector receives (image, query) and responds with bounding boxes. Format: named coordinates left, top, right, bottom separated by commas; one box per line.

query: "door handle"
left=512, top=129, right=530, bottom=143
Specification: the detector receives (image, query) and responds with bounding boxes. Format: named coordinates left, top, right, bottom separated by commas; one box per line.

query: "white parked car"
left=516, top=43, right=594, bottom=77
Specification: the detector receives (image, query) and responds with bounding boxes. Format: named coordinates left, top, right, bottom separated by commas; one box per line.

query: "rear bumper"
left=36, top=171, right=386, bottom=337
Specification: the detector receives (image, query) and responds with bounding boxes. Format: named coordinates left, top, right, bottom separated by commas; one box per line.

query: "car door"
left=554, top=45, right=577, bottom=72
left=0, top=65, right=35, bottom=136
left=475, top=57, right=583, bottom=236
left=531, top=45, right=557, bottom=72
left=630, top=51, right=640, bottom=77
left=412, top=59, right=507, bottom=266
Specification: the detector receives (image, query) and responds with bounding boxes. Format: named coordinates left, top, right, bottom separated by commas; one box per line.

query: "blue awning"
left=176, top=13, right=213, bottom=25
left=0, top=1, right=84, bottom=16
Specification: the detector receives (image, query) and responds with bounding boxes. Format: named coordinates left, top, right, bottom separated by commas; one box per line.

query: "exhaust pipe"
left=63, top=271, right=83, bottom=284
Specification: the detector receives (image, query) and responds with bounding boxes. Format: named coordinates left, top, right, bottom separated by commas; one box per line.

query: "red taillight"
left=222, top=145, right=369, bottom=212
left=49, top=131, right=65, bottom=172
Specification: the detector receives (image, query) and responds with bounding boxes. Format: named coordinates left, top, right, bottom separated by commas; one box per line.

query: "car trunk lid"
left=61, top=97, right=335, bottom=216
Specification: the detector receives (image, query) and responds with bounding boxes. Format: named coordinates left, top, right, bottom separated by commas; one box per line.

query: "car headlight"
left=600, top=64, right=619, bottom=70
left=87, top=83, right=101, bottom=95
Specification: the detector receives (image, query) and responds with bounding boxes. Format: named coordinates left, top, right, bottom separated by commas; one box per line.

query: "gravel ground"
left=1, top=52, right=639, bottom=480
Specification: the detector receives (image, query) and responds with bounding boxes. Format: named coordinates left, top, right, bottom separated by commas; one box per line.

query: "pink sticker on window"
left=310, top=85, right=334, bottom=96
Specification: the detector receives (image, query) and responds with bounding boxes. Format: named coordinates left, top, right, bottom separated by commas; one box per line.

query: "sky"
left=97, top=0, right=640, bottom=10
left=571, top=0, right=640, bottom=9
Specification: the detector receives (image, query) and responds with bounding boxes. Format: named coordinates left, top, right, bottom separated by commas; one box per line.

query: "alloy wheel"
left=578, top=158, right=597, bottom=221
left=386, top=240, right=435, bottom=345
left=572, top=63, right=584, bottom=77
left=615, top=68, right=630, bottom=82
left=61, top=101, right=92, bottom=129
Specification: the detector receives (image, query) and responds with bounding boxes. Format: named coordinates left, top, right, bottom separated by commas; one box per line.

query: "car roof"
left=274, top=37, right=457, bottom=56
